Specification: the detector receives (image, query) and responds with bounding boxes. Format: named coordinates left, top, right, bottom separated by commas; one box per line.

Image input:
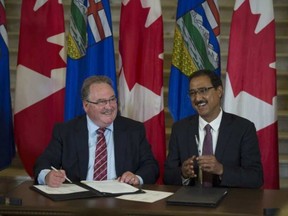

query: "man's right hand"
left=181, top=155, right=197, bottom=179
left=45, top=169, right=66, bottom=187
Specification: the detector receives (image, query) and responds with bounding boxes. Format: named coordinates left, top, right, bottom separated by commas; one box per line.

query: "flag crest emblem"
left=172, top=9, right=219, bottom=77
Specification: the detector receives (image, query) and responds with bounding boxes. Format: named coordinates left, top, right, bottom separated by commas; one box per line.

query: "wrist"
left=217, top=164, right=223, bottom=176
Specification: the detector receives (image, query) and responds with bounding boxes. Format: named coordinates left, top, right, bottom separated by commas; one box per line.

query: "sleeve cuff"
left=37, top=169, right=51, bottom=185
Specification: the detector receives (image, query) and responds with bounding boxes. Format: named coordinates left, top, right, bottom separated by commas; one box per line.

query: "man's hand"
left=197, top=155, right=223, bottom=175
left=181, top=156, right=197, bottom=179
left=45, top=169, right=66, bottom=187
left=118, top=171, right=140, bottom=186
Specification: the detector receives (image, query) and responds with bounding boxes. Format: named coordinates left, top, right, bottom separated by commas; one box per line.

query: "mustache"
left=101, top=108, right=115, bottom=115
left=195, top=100, right=207, bottom=106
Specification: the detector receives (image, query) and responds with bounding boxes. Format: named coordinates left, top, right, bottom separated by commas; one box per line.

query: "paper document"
left=33, top=184, right=88, bottom=194
left=116, top=189, right=173, bottom=203
left=81, top=180, right=139, bottom=194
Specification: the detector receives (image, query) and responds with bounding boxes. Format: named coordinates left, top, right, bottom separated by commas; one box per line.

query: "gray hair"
left=81, top=75, right=113, bottom=101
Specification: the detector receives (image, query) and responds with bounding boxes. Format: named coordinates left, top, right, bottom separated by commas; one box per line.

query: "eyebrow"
left=94, top=95, right=116, bottom=101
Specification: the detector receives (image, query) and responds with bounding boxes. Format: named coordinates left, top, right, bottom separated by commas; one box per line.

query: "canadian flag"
left=223, top=0, right=279, bottom=189
left=118, top=0, right=166, bottom=183
left=14, top=0, right=66, bottom=176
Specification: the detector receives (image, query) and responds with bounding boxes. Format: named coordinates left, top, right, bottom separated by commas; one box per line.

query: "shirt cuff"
left=37, top=169, right=51, bottom=185
left=136, top=175, right=144, bottom=185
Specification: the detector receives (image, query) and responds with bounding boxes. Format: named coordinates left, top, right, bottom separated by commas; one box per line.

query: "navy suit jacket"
left=164, top=112, right=263, bottom=188
left=34, top=115, right=159, bottom=184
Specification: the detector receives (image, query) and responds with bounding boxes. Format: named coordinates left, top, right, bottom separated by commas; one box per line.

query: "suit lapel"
left=215, top=112, right=232, bottom=161
left=113, top=116, right=126, bottom=176
left=188, top=116, right=200, bottom=156
left=74, top=116, right=89, bottom=179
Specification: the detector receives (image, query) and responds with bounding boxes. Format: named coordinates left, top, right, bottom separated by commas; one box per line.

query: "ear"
left=217, top=86, right=223, bottom=98
left=83, top=101, right=89, bottom=112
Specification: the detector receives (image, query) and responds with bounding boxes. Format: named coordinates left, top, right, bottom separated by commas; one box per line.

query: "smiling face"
left=189, top=75, right=223, bottom=122
left=83, top=83, right=117, bottom=128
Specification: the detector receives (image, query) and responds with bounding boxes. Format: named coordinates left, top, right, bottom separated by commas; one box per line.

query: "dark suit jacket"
left=164, top=112, right=263, bottom=188
left=34, top=115, right=159, bottom=184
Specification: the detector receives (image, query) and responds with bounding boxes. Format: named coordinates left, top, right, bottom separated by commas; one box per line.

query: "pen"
left=195, top=135, right=200, bottom=154
left=195, top=135, right=202, bottom=184
left=50, top=166, right=72, bottom=183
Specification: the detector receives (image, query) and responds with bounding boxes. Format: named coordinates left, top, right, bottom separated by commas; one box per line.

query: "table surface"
left=0, top=176, right=31, bottom=194
left=0, top=178, right=288, bottom=216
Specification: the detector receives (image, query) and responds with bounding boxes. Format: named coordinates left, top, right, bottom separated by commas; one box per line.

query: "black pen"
left=50, top=166, right=72, bottom=183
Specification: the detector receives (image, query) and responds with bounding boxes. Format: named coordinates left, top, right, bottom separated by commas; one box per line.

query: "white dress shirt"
left=197, top=109, right=223, bottom=155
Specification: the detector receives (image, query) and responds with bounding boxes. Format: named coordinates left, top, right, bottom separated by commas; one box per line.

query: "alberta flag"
left=65, top=0, right=117, bottom=120
left=0, top=0, right=15, bottom=170
left=223, top=0, right=279, bottom=189
left=169, top=0, right=220, bottom=121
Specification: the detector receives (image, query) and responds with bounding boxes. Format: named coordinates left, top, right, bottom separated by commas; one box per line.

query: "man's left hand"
left=197, top=155, right=223, bottom=175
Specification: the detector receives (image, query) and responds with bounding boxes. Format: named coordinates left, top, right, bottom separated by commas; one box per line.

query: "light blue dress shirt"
left=86, top=115, right=117, bottom=180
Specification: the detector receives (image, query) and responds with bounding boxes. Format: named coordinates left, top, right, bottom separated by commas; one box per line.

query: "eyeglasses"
left=188, top=87, right=214, bottom=98
left=86, top=96, right=117, bottom=107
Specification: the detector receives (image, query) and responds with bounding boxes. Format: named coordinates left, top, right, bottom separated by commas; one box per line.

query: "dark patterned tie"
left=93, top=128, right=107, bottom=181
left=202, top=124, right=213, bottom=187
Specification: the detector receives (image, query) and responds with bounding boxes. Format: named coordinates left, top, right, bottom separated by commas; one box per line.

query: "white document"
left=81, top=180, right=139, bottom=194
left=33, top=184, right=88, bottom=194
left=116, top=189, right=173, bottom=203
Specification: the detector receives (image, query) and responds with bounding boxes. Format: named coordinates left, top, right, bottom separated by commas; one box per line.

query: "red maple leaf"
left=227, top=0, right=276, bottom=104
left=0, top=2, right=6, bottom=26
left=119, top=1, right=163, bottom=95
left=17, top=0, right=66, bottom=77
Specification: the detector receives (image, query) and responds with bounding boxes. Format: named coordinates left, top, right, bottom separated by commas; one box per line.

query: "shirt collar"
left=86, top=115, right=114, bottom=136
left=199, top=108, right=223, bottom=131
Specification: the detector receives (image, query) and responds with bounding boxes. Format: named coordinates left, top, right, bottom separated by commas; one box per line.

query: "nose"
left=104, top=99, right=116, bottom=108
left=104, top=101, right=112, bottom=108
left=193, top=92, right=203, bottom=101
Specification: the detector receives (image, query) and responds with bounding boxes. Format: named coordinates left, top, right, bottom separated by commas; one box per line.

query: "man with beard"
left=34, top=76, right=159, bottom=187
left=164, top=69, right=263, bottom=188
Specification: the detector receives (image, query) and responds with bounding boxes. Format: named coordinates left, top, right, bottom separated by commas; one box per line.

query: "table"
left=0, top=176, right=31, bottom=195
left=0, top=178, right=287, bottom=216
